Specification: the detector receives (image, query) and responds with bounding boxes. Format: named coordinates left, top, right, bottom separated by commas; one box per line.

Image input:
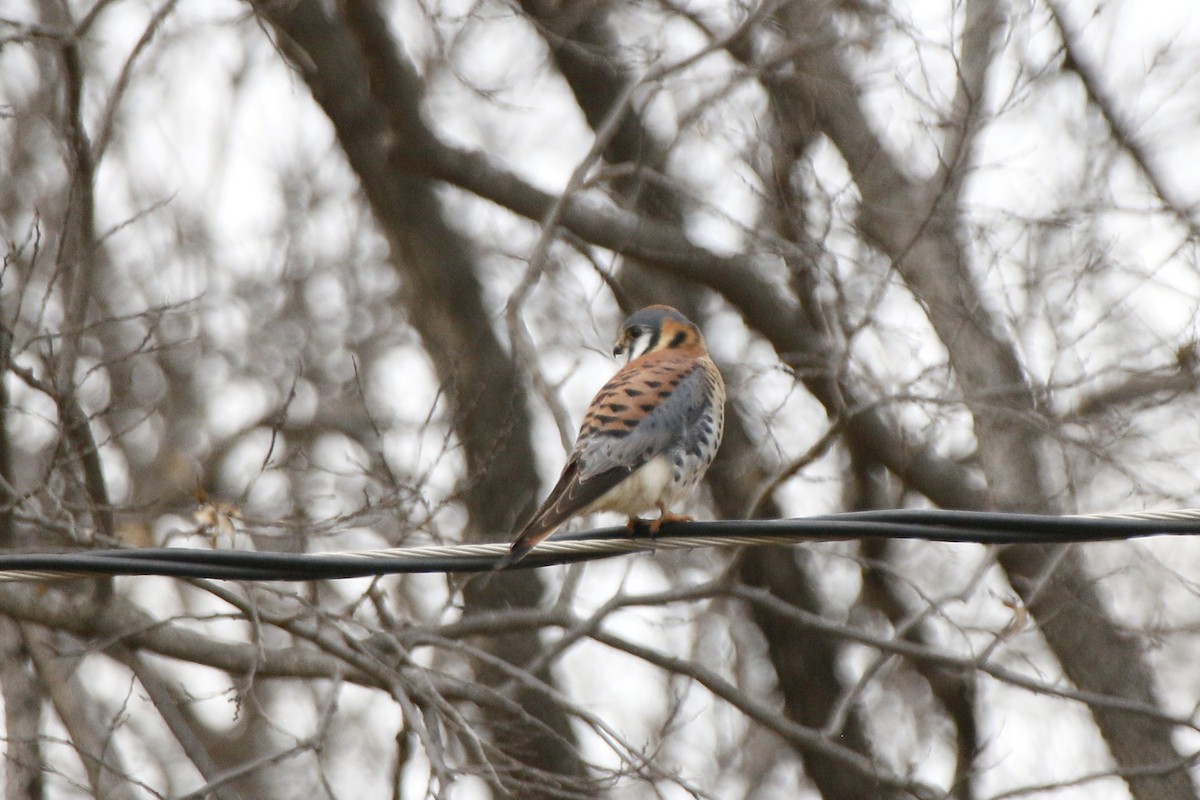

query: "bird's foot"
left=626, top=513, right=694, bottom=540
left=649, top=512, right=693, bottom=534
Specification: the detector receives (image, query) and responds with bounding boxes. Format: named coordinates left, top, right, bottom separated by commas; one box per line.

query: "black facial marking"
left=667, top=331, right=688, bottom=348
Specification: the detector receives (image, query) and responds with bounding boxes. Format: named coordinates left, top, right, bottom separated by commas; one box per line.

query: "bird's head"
left=613, top=305, right=706, bottom=363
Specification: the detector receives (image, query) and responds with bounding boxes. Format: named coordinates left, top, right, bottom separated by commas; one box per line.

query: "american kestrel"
left=499, top=305, right=725, bottom=567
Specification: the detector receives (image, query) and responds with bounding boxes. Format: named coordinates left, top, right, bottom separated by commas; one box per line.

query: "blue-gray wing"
left=575, top=354, right=714, bottom=480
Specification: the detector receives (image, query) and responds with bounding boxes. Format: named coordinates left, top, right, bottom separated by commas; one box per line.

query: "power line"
left=3, top=508, right=1200, bottom=582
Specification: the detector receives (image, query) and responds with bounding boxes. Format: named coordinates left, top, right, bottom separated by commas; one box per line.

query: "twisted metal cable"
left=4, top=508, right=1200, bottom=582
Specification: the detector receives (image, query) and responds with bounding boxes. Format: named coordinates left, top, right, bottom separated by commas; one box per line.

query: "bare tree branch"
left=4, top=1, right=1199, bottom=796
left=758, top=3, right=1198, bottom=796
left=248, top=0, right=590, bottom=791
left=0, top=619, right=43, bottom=800
left=0, top=582, right=366, bottom=683
left=26, top=625, right=142, bottom=800
left=935, top=0, right=1007, bottom=207
left=111, top=645, right=242, bottom=800
left=1047, top=0, right=1200, bottom=243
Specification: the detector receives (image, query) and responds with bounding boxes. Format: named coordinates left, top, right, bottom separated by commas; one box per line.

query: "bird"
left=498, top=304, right=725, bottom=568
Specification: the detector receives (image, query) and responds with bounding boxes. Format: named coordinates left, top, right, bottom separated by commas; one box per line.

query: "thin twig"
left=1047, top=0, right=1200, bottom=242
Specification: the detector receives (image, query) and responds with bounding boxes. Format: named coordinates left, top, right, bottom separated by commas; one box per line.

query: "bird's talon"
left=649, top=513, right=693, bottom=534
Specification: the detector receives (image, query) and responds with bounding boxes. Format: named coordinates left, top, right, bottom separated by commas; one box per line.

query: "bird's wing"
left=500, top=352, right=711, bottom=567
left=575, top=354, right=712, bottom=479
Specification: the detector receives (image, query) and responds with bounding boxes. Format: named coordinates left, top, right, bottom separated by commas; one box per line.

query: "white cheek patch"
left=627, top=333, right=654, bottom=362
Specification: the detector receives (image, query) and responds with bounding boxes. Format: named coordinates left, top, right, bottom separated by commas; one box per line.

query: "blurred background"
left=2, top=0, right=1200, bottom=798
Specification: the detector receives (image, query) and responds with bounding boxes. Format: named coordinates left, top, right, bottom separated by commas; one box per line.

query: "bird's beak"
left=613, top=336, right=628, bottom=358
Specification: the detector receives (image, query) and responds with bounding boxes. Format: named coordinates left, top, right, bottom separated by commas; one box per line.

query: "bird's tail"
left=493, top=518, right=554, bottom=571
left=492, top=542, right=527, bottom=572
left=494, top=462, right=590, bottom=570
